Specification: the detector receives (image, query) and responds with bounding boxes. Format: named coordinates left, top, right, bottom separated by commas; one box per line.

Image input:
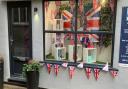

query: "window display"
left=44, top=0, right=116, bottom=65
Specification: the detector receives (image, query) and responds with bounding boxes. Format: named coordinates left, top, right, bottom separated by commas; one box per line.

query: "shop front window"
left=43, top=0, right=116, bottom=66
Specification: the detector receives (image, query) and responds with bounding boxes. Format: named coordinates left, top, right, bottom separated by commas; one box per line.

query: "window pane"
left=45, top=0, right=76, bottom=31
left=76, top=34, right=112, bottom=64
left=20, top=7, right=27, bottom=22
left=45, top=33, right=75, bottom=62
left=77, top=0, right=115, bottom=32
left=12, top=8, right=19, bottom=22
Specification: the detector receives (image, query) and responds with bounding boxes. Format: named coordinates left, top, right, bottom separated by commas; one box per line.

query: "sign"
left=119, top=7, right=128, bottom=67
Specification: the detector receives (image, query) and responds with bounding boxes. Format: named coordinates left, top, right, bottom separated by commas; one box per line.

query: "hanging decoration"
left=44, top=62, right=118, bottom=80
left=69, top=66, right=75, bottom=79
left=77, top=63, right=84, bottom=69
left=62, top=63, right=68, bottom=68
left=94, top=68, right=100, bottom=80
left=46, top=63, right=52, bottom=74
left=54, top=64, right=59, bottom=76
left=102, top=62, right=109, bottom=72
left=85, top=68, right=92, bottom=79
left=110, top=70, right=118, bottom=78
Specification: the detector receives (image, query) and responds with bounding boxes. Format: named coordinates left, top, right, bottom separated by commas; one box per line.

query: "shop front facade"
left=0, top=0, right=128, bottom=89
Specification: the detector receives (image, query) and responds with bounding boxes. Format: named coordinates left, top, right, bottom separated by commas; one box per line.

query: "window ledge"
left=40, top=60, right=118, bottom=71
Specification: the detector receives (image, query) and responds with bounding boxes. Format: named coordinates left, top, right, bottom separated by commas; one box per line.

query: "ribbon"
left=69, top=66, right=75, bottom=79
left=54, top=64, right=59, bottom=76
left=94, top=68, right=100, bottom=80
left=110, top=70, right=118, bottom=78
left=46, top=64, right=52, bottom=74
left=85, top=68, right=92, bottom=79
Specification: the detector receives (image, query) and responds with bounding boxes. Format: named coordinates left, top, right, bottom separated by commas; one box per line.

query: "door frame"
left=7, top=1, right=32, bottom=76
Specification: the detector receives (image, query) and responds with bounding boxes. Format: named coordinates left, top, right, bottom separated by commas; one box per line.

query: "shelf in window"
left=77, top=31, right=114, bottom=34
left=45, top=30, right=75, bottom=33
left=40, top=60, right=118, bottom=71
left=45, top=30, right=114, bottom=34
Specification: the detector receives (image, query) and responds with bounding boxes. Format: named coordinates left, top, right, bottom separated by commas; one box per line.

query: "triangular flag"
left=77, top=63, right=84, bottom=69
left=46, top=64, right=52, bottom=74
left=102, top=62, right=109, bottom=71
left=110, top=70, right=118, bottom=78
left=62, top=63, right=68, bottom=68
left=94, top=68, right=100, bottom=80
left=54, top=64, right=59, bottom=76
left=85, top=68, right=92, bottom=79
left=69, top=66, right=75, bottom=79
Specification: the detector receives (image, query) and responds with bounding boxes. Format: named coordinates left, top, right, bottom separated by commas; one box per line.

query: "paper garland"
left=46, top=64, right=52, bottom=74
left=45, top=63, right=118, bottom=80
left=69, top=66, right=75, bottom=79
left=54, top=64, right=59, bottom=76
left=110, top=70, right=118, bottom=78
left=85, top=68, right=92, bottom=79
left=94, top=68, right=100, bottom=80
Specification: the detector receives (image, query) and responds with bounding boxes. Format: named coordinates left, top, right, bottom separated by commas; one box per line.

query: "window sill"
left=40, top=60, right=118, bottom=71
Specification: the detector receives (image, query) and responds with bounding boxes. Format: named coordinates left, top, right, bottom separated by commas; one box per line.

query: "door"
left=7, top=1, right=32, bottom=76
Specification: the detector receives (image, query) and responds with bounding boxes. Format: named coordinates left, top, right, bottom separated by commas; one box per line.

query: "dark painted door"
left=7, top=1, right=32, bottom=76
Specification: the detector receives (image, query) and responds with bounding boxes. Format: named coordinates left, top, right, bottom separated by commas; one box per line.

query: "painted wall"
left=38, top=0, right=128, bottom=89
left=0, top=1, right=10, bottom=81
left=31, top=0, right=43, bottom=61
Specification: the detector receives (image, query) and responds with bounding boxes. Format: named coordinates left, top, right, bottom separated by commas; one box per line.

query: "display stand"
left=83, top=48, right=97, bottom=63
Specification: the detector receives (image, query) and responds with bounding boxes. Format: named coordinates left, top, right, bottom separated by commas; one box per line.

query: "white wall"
left=38, top=0, right=128, bottom=89
left=0, top=2, right=10, bottom=81
left=31, top=0, right=43, bottom=61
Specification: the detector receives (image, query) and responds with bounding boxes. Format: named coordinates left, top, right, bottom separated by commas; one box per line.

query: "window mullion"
left=74, top=0, right=78, bottom=63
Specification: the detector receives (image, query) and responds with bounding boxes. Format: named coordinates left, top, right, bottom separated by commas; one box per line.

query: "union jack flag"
left=85, top=68, right=92, bottom=79
left=54, top=64, right=59, bottom=76
left=110, top=70, right=118, bottom=78
left=86, top=0, right=101, bottom=31
left=69, top=66, right=75, bottom=79
left=94, top=68, right=100, bottom=80
left=46, top=64, right=52, bottom=74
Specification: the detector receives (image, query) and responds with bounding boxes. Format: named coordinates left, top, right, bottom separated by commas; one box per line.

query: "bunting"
left=44, top=63, right=118, bottom=80
left=110, top=70, right=118, bottom=78
left=85, top=68, right=92, bottom=79
left=69, top=66, right=75, bottom=79
left=54, top=64, right=59, bottom=76
left=46, top=63, right=52, bottom=74
left=94, top=68, right=100, bottom=80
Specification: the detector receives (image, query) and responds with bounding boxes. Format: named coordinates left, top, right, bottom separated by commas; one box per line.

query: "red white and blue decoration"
left=45, top=63, right=118, bottom=80
left=46, top=63, right=52, bottom=74
left=69, top=66, right=75, bottom=79
left=54, top=64, right=59, bottom=76
left=94, top=68, right=100, bottom=80
left=110, top=70, right=118, bottom=78
left=85, top=68, right=92, bottom=79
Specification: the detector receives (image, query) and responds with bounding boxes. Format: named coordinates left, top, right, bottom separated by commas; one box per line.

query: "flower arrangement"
left=22, top=59, right=41, bottom=73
